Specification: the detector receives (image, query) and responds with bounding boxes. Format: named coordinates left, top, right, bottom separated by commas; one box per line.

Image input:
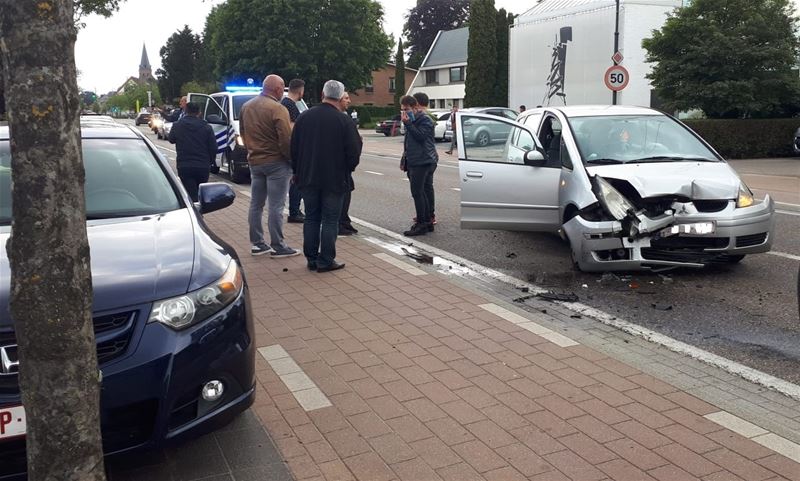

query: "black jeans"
left=407, top=165, right=434, bottom=224
left=289, top=182, right=302, bottom=216
left=425, top=164, right=436, bottom=218
left=178, top=166, right=209, bottom=202
left=340, top=189, right=352, bottom=226
left=301, top=187, right=345, bottom=268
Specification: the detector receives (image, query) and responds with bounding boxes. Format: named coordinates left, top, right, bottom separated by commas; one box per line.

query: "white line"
left=768, top=251, right=800, bottom=261
left=705, top=411, right=800, bottom=463
left=372, top=253, right=427, bottom=276
left=348, top=213, right=800, bottom=402
left=479, top=303, right=579, bottom=347
left=157, top=146, right=177, bottom=154
left=258, top=345, right=332, bottom=411
left=364, top=170, right=385, bottom=176
left=777, top=209, right=800, bottom=217
left=752, top=433, right=800, bottom=463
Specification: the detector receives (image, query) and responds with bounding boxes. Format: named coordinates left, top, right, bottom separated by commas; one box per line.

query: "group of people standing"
left=169, top=73, right=443, bottom=273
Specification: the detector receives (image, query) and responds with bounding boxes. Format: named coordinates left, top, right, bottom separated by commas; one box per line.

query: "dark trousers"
left=425, top=164, right=436, bottom=217
left=178, top=166, right=209, bottom=202
left=301, top=187, right=345, bottom=269
left=340, top=190, right=352, bottom=226
left=289, top=183, right=302, bottom=216
left=407, top=165, right=434, bottom=224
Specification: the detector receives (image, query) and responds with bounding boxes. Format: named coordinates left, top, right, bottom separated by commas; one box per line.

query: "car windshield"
left=232, top=94, right=258, bottom=120
left=568, top=115, right=720, bottom=164
left=0, top=138, right=181, bottom=225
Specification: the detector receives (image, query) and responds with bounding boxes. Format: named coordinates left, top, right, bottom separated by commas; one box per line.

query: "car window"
left=205, top=96, right=227, bottom=123
left=438, top=112, right=450, bottom=121
left=503, top=110, right=518, bottom=120
left=232, top=94, right=257, bottom=120
left=0, top=138, right=181, bottom=225
left=462, top=115, right=535, bottom=164
left=521, top=113, right=543, bottom=130
left=567, top=114, right=720, bottom=163
left=212, top=95, right=228, bottom=116
left=538, top=116, right=564, bottom=168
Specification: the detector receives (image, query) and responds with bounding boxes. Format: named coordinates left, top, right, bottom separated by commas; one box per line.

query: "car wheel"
left=476, top=130, right=490, bottom=147
left=228, top=152, right=248, bottom=184
left=725, top=254, right=746, bottom=263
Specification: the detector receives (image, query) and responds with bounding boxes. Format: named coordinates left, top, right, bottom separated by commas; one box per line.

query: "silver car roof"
left=0, top=123, right=141, bottom=141
left=520, top=105, right=663, bottom=118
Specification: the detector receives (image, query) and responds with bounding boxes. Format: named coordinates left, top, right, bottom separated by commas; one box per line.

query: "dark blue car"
left=0, top=121, right=255, bottom=479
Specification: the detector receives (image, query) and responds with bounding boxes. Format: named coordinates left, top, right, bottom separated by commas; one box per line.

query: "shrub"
left=683, top=118, right=798, bottom=159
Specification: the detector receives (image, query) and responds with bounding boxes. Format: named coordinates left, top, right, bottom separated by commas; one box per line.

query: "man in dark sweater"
left=281, top=78, right=305, bottom=223
left=400, top=95, right=438, bottom=236
left=290, top=80, right=361, bottom=272
left=168, top=102, right=217, bottom=202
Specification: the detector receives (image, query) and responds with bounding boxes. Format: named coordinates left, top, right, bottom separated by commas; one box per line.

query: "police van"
left=189, top=85, right=308, bottom=183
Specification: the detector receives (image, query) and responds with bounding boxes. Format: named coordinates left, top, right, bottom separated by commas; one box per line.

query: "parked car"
left=455, top=105, right=775, bottom=271
left=446, top=107, right=518, bottom=146
left=793, top=126, right=800, bottom=155
left=431, top=110, right=451, bottom=142
left=134, top=111, right=152, bottom=126
left=0, top=120, right=255, bottom=478
left=375, top=115, right=402, bottom=136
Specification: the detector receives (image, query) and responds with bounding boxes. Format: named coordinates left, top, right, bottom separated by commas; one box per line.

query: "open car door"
left=187, top=93, right=232, bottom=171
left=457, top=112, right=561, bottom=231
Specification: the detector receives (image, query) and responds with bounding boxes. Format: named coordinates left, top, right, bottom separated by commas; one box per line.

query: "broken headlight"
left=595, top=176, right=635, bottom=221
left=736, top=182, right=754, bottom=208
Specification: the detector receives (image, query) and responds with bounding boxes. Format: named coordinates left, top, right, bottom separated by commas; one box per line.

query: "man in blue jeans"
left=240, top=74, right=300, bottom=258
left=290, top=80, right=361, bottom=272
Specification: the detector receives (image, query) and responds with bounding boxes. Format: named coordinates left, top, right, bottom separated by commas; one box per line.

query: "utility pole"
left=612, top=0, right=620, bottom=105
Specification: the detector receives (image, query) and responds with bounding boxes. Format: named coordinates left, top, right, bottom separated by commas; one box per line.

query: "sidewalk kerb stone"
left=752, top=433, right=800, bottom=464
left=372, top=252, right=427, bottom=276
left=260, top=344, right=333, bottom=412
left=479, top=303, right=579, bottom=348
left=705, top=411, right=769, bottom=438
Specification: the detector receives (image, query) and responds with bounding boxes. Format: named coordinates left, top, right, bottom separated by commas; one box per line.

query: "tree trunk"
left=0, top=1, right=106, bottom=480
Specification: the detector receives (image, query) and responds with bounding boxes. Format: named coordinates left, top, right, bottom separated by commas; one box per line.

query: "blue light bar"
left=225, top=85, right=261, bottom=92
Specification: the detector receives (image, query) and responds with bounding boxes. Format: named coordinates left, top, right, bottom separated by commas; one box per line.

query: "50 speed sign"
left=604, top=65, right=629, bottom=92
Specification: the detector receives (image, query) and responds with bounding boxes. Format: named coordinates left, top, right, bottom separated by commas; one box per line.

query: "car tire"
left=476, top=130, right=490, bottom=147
left=228, top=152, right=248, bottom=184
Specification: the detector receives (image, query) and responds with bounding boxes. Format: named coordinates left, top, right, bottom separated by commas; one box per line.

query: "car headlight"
left=148, top=261, right=243, bottom=330
left=595, top=176, right=635, bottom=221
left=736, top=182, right=754, bottom=208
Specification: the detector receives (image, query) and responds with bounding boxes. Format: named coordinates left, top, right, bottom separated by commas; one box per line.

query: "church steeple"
left=138, top=43, right=152, bottom=83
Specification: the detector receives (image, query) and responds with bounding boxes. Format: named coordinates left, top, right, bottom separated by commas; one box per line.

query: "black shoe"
left=287, top=214, right=305, bottom=223
left=317, top=261, right=345, bottom=273
left=403, top=223, right=429, bottom=237
left=338, top=225, right=356, bottom=236
left=428, top=223, right=435, bottom=232
left=307, top=262, right=317, bottom=271
left=342, top=223, right=358, bottom=234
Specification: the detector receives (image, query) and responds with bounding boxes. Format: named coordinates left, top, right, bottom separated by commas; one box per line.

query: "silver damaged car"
left=455, top=106, right=775, bottom=271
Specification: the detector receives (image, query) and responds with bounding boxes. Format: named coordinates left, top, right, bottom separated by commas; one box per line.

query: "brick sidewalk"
left=203, top=192, right=800, bottom=481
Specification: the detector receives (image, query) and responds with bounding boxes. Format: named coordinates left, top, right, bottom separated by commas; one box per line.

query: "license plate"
left=0, top=405, right=26, bottom=440
left=660, top=222, right=716, bottom=236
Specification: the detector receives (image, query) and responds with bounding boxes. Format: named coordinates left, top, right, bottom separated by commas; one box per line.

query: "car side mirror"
left=524, top=150, right=546, bottom=167
left=206, top=114, right=227, bottom=125
left=197, top=183, right=235, bottom=214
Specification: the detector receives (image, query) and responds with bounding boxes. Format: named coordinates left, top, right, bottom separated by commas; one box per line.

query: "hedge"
left=683, top=118, right=799, bottom=159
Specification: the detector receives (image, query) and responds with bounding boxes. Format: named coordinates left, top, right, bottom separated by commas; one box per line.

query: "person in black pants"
left=281, top=78, right=306, bottom=223
left=412, top=92, right=437, bottom=226
left=168, top=102, right=217, bottom=202
left=399, top=95, right=438, bottom=237
left=338, top=92, right=360, bottom=236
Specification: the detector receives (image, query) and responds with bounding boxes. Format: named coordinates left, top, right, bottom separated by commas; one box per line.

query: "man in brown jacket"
left=240, top=74, right=300, bottom=258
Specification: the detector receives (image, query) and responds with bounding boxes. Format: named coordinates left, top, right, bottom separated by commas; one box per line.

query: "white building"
left=407, top=27, right=469, bottom=110
left=509, top=0, right=684, bottom=110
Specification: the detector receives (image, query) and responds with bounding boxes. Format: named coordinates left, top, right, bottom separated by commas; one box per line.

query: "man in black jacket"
left=400, top=95, right=438, bottom=236
left=290, top=80, right=361, bottom=272
left=168, top=102, right=218, bottom=202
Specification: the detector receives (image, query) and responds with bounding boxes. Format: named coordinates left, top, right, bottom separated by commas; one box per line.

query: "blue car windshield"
left=0, top=138, right=181, bottom=225
left=567, top=115, right=720, bottom=164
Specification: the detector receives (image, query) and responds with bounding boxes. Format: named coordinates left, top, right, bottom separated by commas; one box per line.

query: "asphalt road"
left=139, top=124, right=800, bottom=384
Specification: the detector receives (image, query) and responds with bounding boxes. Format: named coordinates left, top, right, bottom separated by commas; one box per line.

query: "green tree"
left=493, top=9, right=513, bottom=107
left=208, top=0, right=392, bottom=101
left=0, top=1, right=125, bottom=480
left=180, top=80, right=216, bottom=95
left=643, top=0, right=800, bottom=118
left=464, top=0, right=497, bottom=107
left=195, top=6, right=221, bottom=85
left=123, top=81, right=162, bottom=109
left=393, top=37, right=406, bottom=108
left=156, top=25, right=202, bottom=104
left=403, top=0, right=469, bottom=69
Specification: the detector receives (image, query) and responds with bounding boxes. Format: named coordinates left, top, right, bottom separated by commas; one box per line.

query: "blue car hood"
left=0, top=209, right=202, bottom=326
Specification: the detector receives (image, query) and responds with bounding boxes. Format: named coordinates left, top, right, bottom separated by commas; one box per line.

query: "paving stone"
left=368, top=433, right=418, bottom=465
left=452, top=440, right=508, bottom=473
left=342, top=452, right=395, bottom=481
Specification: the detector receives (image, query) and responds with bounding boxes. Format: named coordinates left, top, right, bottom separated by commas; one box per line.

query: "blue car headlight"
left=149, top=261, right=243, bottom=330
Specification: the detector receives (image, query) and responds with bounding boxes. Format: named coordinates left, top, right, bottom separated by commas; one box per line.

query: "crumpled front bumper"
left=563, top=196, right=775, bottom=271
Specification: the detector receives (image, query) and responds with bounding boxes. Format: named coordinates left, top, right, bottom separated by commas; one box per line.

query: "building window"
left=450, top=67, right=465, bottom=82
left=365, top=82, right=374, bottom=93
left=389, top=77, right=396, bottom=93
left=425, top=70, right=438, bottom=85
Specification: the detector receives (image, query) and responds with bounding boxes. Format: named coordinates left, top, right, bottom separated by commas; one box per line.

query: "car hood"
left=0, top=209, right=199, bottom=327
left=586, top=162, right=741, bottom=199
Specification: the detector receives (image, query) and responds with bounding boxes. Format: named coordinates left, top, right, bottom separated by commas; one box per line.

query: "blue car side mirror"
left=197, top=183, right=235, bottom=214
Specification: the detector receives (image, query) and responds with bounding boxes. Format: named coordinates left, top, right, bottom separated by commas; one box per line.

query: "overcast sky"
left=74, top=0, right=536, bottom=93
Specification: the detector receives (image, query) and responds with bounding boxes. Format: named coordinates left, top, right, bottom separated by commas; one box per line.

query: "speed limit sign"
left=604, top=65, right=629, bottom=92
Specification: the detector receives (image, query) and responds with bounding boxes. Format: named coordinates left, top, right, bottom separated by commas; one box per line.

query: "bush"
left=683, top=118, right=798, bottom=159
left=354, top=106, right=398, bottom=121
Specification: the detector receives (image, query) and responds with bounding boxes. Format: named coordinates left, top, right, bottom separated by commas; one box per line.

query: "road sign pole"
left=613, top=0, right=620, bottom=105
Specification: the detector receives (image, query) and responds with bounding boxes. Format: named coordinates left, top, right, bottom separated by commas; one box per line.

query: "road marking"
left=768, top=251, right=800, bottom=261
left=349, top=214, right=800, bottom=402
left=364, top=170, right=385, bottom=176
left=258, top=345, right=332, bottom=411
left=157, top=146, right=177, bottom=154
left=776, top=209, right=800, bottom=217
left=705, top=411, right=800, bottom=463
left=372, top=253, right=427, bottom=276
left=479, top=303, right=579, bottom=347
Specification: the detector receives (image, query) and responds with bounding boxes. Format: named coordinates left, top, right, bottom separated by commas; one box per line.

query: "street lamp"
left=612, top=0, right=620, bottom=105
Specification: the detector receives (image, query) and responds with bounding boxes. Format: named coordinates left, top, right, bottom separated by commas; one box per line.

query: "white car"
left=431, top=110, right=451, bottom=142
left=456, top=105, right=775, bottom=271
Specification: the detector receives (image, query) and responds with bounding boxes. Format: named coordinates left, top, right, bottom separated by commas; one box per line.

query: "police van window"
left=205, top=96, right=226, bottom=123
left=212, top=95, right=228, bottom=115
left=233, top=95, right=258, bottom=120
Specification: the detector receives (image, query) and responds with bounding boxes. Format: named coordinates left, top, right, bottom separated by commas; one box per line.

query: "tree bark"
left=0, top=1, right=106, bottom=480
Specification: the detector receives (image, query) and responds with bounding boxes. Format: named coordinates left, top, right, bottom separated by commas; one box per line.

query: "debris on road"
left=651, top=303, right=673, bottom=311
left=537, top=291, right=579, bottom=302
left=401, top=247, right=433, bottom=264
left=513, top=295, right=535, bottom=303
left=506, top=252, right=517, bottom=259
